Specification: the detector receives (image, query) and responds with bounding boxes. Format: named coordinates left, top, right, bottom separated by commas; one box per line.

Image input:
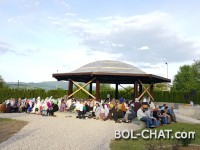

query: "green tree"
left=172, top=61, right=200, bottom=91
left=100, top=84, right=113, bottom=91
left=192, top=59, right=200, bottom=86
left=154, top=83, right=170, bottom=91
left=0, top=75, right=7, bottom=89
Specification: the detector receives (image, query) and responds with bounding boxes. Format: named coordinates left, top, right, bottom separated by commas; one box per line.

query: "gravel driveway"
left=0, top=112, right=140, bottom=150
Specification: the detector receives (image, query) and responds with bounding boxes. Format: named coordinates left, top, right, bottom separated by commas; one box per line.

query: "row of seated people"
left=1, top=96, right=176, bottom=128
left=67, top=97, right=139, bottom=123
left=70, top=97, right=176, bottom=127
left=1, top=97, right=59, bottom=116
left=137, top=100, right=176, bottom=128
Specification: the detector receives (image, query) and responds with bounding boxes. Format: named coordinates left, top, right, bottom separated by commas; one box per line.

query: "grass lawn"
left=110, top=123, right=200, bottom=150
left=0, top=118, right=28, bottom=143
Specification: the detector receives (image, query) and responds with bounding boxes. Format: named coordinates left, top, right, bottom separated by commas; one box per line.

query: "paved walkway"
left=0, top=112, right=140, bottom=150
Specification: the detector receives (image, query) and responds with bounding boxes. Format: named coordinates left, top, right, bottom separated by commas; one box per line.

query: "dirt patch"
left=180, top=145, right=200, bottom=150
left=0, top=118, right=28, bottom=143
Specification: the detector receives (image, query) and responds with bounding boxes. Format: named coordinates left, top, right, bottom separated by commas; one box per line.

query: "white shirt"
left=101, top=107, right=105, bottom=113
left=150, top=102, right=155, bottom=110
left=104, top=107, right=109, bottom=117
left=79, top=103, right=83, bottom=111
left=95, top=106, right=101, bottom=117
left=190, top=101, right=194, bottom=107
left=144, top=109, right=151, bottom=118
left=137, top=108, right=147, bottom=120
left=75, top=102, right=80, bottom=110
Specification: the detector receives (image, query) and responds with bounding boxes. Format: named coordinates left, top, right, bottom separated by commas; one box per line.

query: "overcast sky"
left=0, top=0, right=200, bottom=83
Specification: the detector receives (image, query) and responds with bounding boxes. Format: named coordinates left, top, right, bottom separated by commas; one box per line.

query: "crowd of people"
left=0, top=95, right=177, bottom=128
left=137, top=99, right=177, bottom=128
left=2, top=96, right=59, bottom=116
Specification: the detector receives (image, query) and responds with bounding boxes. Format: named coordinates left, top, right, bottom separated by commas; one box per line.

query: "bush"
left=0, top=88, right=199, bottom=104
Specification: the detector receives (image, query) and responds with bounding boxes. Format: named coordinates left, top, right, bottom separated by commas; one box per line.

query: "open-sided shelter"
left=52, top=60, right=171, bottom=100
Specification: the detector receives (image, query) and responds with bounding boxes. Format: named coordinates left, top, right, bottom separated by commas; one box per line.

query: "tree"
left=154, top=83, right=170, bottom=91
left=192, top=59, right=200, bottom=85
left=172, top=60, right=200, bottom=92
left=0, top=75, right=7, bottom=89
left=100, top=84, right=113, bottom=91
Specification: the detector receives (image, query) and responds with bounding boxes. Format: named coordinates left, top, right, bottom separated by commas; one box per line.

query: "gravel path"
left=0, top=112, right=141, bottom=150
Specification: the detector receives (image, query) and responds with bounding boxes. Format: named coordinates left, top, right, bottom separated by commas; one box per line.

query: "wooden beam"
left=119, top=84, right=134, bottom=98
left=138, top=80, right=154, bottom=100
left=119, top=84, right=133, bottom=92
left=68, top=78, right=96, bottom=98
left=150, top=83, right=154, bottom=101
left=71, top=80, right=96, bottom=99
left=138, top=84, right=151, bottom=100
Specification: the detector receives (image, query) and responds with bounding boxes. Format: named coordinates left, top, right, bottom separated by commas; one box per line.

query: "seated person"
left=113, top=102, right=123, bottom=123
left=94, top=103, right=101, bottom=119
left=167, top=106, right=176, bottom=123
left=102, top=100, right=115, bottom=121
left=157, top=109, right=168, bottom=125
left=142, top=98, right=149, bottom=109
left=160, top=104, right=166, bottom=110
left=190, top=100, right=194, bottom=107
left=153, top=106, right=168, bottom=126
left=137, top=105, right=154, bottom=128
left=123, top=105, right=136, bottom=123
left=66, top=103, right=75, bottom=112
left=78, top=101, right=84, bottom=119
left=99, top=104, right=106, bottom=120
left=118, top=98, right=126, bottom=117
left=145, top=107, right=158, bottom=127
left=162, top=106, right=171, bottom=124
left=149, top=101, right=156, bottom=110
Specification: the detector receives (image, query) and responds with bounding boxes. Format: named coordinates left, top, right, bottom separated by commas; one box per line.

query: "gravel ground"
left=0, top=112, right=141, bottom=150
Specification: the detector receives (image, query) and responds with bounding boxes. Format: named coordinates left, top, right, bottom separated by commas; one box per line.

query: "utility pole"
left=18, top=80, right=19, bottom=88
left=165, top=62, right=168, bottom=78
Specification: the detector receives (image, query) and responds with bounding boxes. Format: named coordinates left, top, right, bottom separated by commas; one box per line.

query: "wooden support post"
left=139, top=83, right=142, bottom=95
left=134, top=81, right=138, bottom=99
left=89, top=83, right=93, bottom=98
left=96, top=80, right=100, bottom=101
left=115, top=83, right=119, bottom=99
left=150, top=83, right=154, bottom=101
left=68, top=80, right=73, bottom=97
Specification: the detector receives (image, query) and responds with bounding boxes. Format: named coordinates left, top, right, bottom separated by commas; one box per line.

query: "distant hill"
left=7, top=81, right=69, bottom=90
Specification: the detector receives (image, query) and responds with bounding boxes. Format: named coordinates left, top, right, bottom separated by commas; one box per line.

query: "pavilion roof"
left=52, top=60, right=171, bottom=84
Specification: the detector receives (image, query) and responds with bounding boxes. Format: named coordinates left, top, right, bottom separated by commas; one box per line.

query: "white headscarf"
left=143, top=98, right=147, bottom=102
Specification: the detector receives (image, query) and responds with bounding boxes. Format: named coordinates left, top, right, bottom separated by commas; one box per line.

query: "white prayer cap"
left=135, top=98, right=139, bottom=102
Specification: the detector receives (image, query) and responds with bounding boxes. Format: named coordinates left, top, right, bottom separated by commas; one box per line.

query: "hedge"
left=0, top=88, right=199, bottom=104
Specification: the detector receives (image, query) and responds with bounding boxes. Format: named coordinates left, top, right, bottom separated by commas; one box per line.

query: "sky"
left=0, top=0, right=200, bottom=83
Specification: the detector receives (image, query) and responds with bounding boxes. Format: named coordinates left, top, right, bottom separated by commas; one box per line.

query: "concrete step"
left=176, top=113, right=200, bottom=124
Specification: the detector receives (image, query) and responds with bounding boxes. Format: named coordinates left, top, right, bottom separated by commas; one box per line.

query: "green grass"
left=0, top=118, right=15, bottom=122
left=110, top=123, right=200, bottom=150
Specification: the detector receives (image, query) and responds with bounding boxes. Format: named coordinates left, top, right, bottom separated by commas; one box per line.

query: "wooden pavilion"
left=52, top=60, right=171, bottom=101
